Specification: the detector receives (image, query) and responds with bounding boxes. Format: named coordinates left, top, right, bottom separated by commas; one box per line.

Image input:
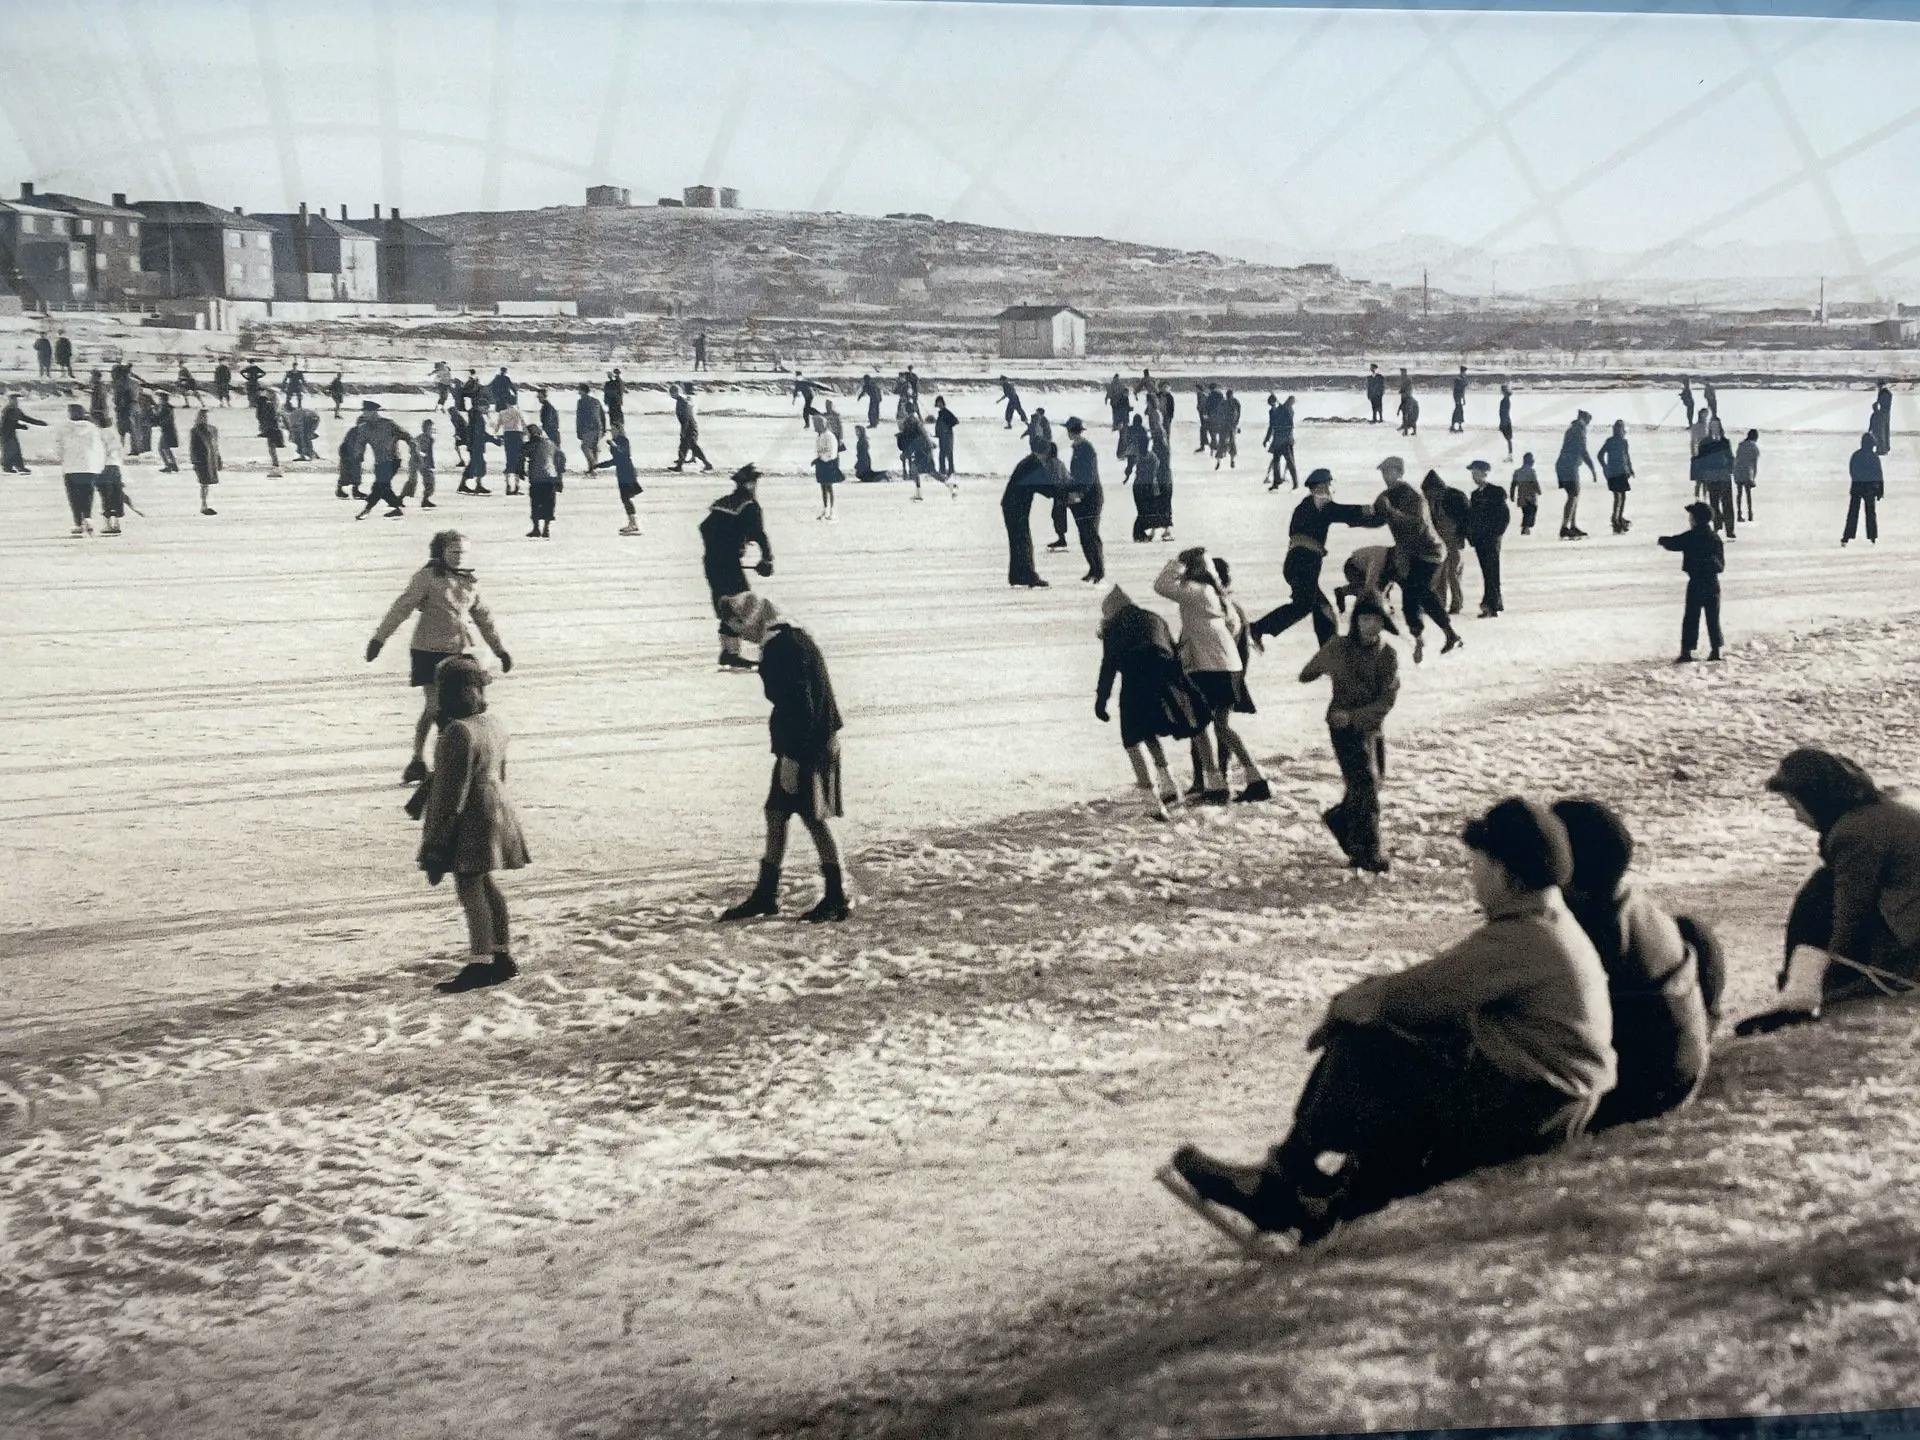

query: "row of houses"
left=0, top=184, right=452, bottom=307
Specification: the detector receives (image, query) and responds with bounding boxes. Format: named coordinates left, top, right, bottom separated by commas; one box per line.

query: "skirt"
left=411, top=647, right=461, bottom=687
left=1188, top=668, right=1253, bottom=719
left=767, top=742, right=843, bottom=821
left=1606, top=474, right=1631, bottom=493
left=814, top=458, right=842, bottom=487
left=1117, top=662, right=1206, bottom=748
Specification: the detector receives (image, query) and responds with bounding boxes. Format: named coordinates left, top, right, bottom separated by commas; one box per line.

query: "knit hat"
left=1100, top=584, right=1133, bottom=621
left=1685, top=501, right=1712, bottom=523
left=433, top=653, right=491, bottom=723
left=1304, top=468, right=1333, bottom=490
left=723, top=591, right=782, bottom=645
left=1460, top=797, right=1574, bottom=891
left=1550, top=798, right=1635, bottom=898
left=1350, top=593, right=1400, bottom=636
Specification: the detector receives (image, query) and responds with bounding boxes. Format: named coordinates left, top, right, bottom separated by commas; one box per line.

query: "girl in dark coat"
left=717, top=594, right=851, bottom=924
left=189, top=411, right=220, bottom=515
left=852, top=426, right=884, bottom=482
left=157, top=395, right=181, bottom=473
left=1095, top=585, right=1205, bottom=820
left=1553, top=799, right=1720, bottom=1130
left=1739, top=749, right=1920, bottom=1032
left=418, top=655, right=530, bottom=994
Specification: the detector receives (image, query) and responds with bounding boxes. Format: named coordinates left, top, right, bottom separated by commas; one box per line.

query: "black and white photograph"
left=5, top=0, right=1920, bottom=1435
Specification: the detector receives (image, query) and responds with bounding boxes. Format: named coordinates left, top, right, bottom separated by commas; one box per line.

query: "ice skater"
left=1498, top=383, right=1514, bottom=458
left=1374, top=458, right=1462, bottom=664
left=1510, top=452, right=1541, bottom=535
left=1598, top=419, right=1634, bottom=534
left=590, top=423, right=643, bottom=534
left=353, top=402, right=418, bottom=520
left=94, top=415, right=129, bottom=535
left=1466, top=460, right=1509, bottom=618
left=1265, top=395, right=1299, bottom=490
left=1000, top=375, right=1027, bottom=428
left=494, top=396, right=527, bottom=496
left=716, top=593, right=852, bottom=924
left=1250, top=467, right=1384, bottom=648
left=1449, top=366, right=1467, bottom=433
left=367, top=530, right=513, bottom=785
left=703, top=465, right=775, bottom=670
left=412, top=418, right=438, bottom=509
left=575, top=383, right=607, bottom=469
left=1554, top=410, right=1597, bottom=539
left=1365, top=363, right=1385, bottom=424
left=1300, top=595, right=1399, bottom=872
left=1002, top=445, right=1052, bottom=587
left=288, top=404, right=320, bottom=462
left=190, top=409, right=220, bottom=515
left=525, top=423, right=560, bottom=538
left=255, top=389, right=286, bottom=477
left=417, top=655, right=529, bottom=995
left=2, top=392, right=46, bottom=472
left=1164, top=798, right=1614, bottom=1247
left=812, top=414, right=841, bottom=521
left=1095, top=584, right=1206, bottom=821
left=1063, top=416, right=1105, bottom=583
left=1154, top=548, right=1261, bottom=805
left=933, top=396, right=958, bottom=479
left=670, top=385, right=713, bottom=471
left=1735, top=429, right=1760, bottom=523
left=58, top=404, right=103, bottom=536
left=1843, top=431, right=1883, bottom=546
left=1657, top=502, right=1724, bottom=663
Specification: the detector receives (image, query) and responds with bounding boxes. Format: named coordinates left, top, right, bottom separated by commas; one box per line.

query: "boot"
left=719, top=862, right=780, bottom=922
left=402, top=757, right=428, bottom=785
left=800, top=865, right=851, bottom=923
left=1169, top=1145, right=1308, bottom=1235
left=1321, top=803, right=1353, bottom=857
left=1235, top=778, right=1272, bottom=804
left=490, top=952, right=519, bottom=983
left=436, top=959, right=500, bottom=994
left=1735, top=945, right=1829, bottom=1035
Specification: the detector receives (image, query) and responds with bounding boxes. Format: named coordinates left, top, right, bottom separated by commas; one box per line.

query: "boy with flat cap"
left=1465, top=459, right=1510, bottom=617
left=1164, top=796, right=1615, bottom=1247
left=1657, top=501, right=1724, bottom=663
left=1251, top=467, right=1385, bottom=647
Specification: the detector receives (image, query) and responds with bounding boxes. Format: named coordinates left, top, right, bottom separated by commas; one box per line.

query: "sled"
left=1154, top=1163, right=1274, bottom=1260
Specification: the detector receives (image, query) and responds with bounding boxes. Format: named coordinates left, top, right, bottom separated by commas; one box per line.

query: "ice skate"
left=1235, top=779, right=1273, bottom=804
left=1441, top=633, right=1464, bottom=656
left=401, top=757, right=428, bottom=785
left=717, top=652, right=758, bottom=672
left=619, top=523, right=640, bottom=535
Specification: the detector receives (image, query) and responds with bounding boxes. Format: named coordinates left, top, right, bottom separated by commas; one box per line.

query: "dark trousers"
left=1, top=435, right=23, bottom=471
left=1519, top=499, right=1538, bottom=532
left=1398, top=556, right=1456, bottom=639
left=938, top=434, right=954, bottom=477
left=503, top=432, right=525, bottom=479
left=1327, top=724, right=1384, bottom=864
left=1071, top=491, right=1105, bottom=580
left=1004, top=397, right=1026, bottom=425
left=675, top=430, right=709, bottom=467
left=1003, top=497, right=1040, bottom=585
left=1254, top=548, right=1337, bottom=646
left=1680, top=575, right=1722, bottom=656
left=1705, top=479, right=1736, bottom=537
left=95, top=471, right=126, bottom=520
left=1472, top=537, right=1503, bottom=614
left=1131, top=482, right=1154, bottom=542
left=1844, top=489, right=1879, bottom=543
left=1368, top=395, right=1383, bottom=421
left=1049, top=492, right=1069, bottom=541
left=64, top=473, right=96, bottom=524
left=867, top=397, right=880, bottom=427
left=37, top=357, right=50, bottom=377
left=1271, top=1021, right=1595, bottom=1221
left=529, top=483, right=557, bottom=522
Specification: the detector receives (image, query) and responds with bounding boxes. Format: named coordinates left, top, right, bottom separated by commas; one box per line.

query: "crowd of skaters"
left=20, top=322, right=1919, bottom=1252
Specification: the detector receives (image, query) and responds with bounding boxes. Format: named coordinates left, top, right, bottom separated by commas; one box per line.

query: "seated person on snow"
left=1167, top=797, right=1615, bottom=1245
left=1551, top=798, right=1723, bottom=1130
left=1738, top=748, right=1920, bottom=1035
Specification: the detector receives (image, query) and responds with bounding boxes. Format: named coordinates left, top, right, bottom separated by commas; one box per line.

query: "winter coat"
left=1657, top=525, right=1724, bottom=580
left=1299, top=632, right=1399, bottom=732
left=1374, top=481, right=1443, bottom=563
left=488, top=373, right=517, bottom=409
left=759, top=624, right=842, bottom=765
left=1154, top=558, right=1243, bottom=676
left=1509, top=465, right=1541, bottom=504
left=1423, top=482, right=1471, bottom=547
left=1690, top=436, right=1734, bottom=485
left=374, top=563, right=505, bottom=656
left=576, top=396, right=607, bottom=443
left=1597, top=434, right=1633, bottom=481
left=418, top=712, right=529, bottom=876
left=1822, top=796, right=1920, bottom=960
left=190, top=423, right=220, bottom=482
left=1735, top=440, right=1760, bottom=485
left=1467, top=484, right=1511, bottom=545
left=1286, top=496, right=1381, bottom=556
left=1850, top=447, right=1884, bottom=496
left=1096, top=604, right=1206, bottom=748
left=58, top=418, right=106, bottom=473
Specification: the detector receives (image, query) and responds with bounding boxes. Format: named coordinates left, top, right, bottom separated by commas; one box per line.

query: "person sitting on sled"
left=1165, top=796, right=1615, bottom=1247
left=1736, top=747, right=1920, bottom=1035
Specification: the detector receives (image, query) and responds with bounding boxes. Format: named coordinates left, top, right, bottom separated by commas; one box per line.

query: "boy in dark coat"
left=1002, top=448, right=1053, bottom=587
left=717, top=594, right=851, bottom=924
left=1419, top=469, right=1471, bottom=615
left=1300, top=597, right=1399, bottom=872
left=933, top=396, right=959, bottom=478
left=1000, top=376, right=1026, bottom=428
left=1, top=394, right=46, bottom=473
left=701, top=465, right=773, bottom=669
left=1251, top=468, right=1384, bottom=647
left=1465, top=460, right=1510, bottom=617
left=1167, top=797, right=1615, bottom=1246
left=1365, top=364, right=1385, bottom=423
left=1063, top=416, right=1105, bottom=583
left=1844, top=432, right=1883, bottom=546
left=1657, top=501, right=1724, bottom=663
left=1553, top=799, right=1720, bottom=1130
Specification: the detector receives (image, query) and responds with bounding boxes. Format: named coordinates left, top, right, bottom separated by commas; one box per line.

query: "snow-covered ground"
left=4, top=367, right=1918, bottom=1437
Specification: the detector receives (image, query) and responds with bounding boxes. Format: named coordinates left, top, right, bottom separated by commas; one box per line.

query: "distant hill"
left=417, top=204, right=1402, bottom=318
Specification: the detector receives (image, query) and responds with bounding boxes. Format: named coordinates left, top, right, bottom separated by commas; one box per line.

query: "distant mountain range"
left=1223, top=233, right=1920, bottom=309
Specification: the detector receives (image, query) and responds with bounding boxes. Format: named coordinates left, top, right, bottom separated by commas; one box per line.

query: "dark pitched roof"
left=374, top=216, right=452, bottom=248
left=251, top=212, right=382, bottom=243
left=131, top=201, right=274, bottom=232
left=995, top=304, right=1088, bottom=322
left=36, top=191, right=143, bottom=220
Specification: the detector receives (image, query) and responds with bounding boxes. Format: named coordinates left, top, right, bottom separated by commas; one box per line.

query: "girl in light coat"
left=812, top=414, right=841, bottom=520
left=366, top=530, right=514, bottom=785
left=1154, top=548, right=1270, bottom=804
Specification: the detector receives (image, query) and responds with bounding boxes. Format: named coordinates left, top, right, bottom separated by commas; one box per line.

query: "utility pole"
left=1422, top=266, right=1429, bottom=320
left=1491, top=259, right=1497, bottom=303
left=1818, top=275, right=1826, bottom=325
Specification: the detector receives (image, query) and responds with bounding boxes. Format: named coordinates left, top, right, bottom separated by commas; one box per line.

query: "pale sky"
left=4, top=0, right=1917, bottom=273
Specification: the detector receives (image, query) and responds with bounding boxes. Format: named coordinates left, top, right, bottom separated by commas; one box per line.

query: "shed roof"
left=995, top=304, right=1087, bottom=322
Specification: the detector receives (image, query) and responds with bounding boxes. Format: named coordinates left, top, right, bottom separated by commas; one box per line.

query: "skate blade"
left=1154, top=1164, right=1274, bottom=1260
